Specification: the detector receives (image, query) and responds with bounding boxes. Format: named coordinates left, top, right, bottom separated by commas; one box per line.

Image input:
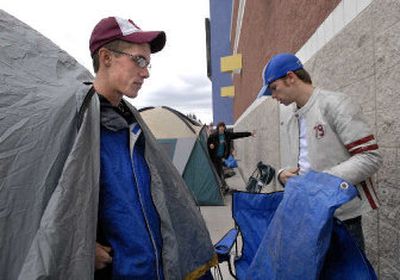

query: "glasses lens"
left=131, top=56, right=149, bottom=69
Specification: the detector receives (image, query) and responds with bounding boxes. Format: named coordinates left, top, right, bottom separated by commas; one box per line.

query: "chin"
left=124, top=91, right=139, bottom=99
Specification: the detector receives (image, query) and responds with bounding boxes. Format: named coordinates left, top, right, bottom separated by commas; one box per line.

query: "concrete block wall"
left=307, top=1, right=400, bottom=277
left=234, top=98, right=281, bottom=192
left=234, top=0, right=400, bottom=278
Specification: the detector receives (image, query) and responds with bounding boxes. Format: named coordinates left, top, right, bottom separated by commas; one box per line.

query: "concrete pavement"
left=200, top=168, right=248, bottom=279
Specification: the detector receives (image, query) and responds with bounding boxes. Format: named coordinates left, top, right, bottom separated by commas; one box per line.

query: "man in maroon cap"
left=90, top=16, right=165, bottom=103
left=89, top=17, right=216, bottom=280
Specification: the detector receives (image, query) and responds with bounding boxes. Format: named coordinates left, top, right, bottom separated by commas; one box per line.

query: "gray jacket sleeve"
left=323, top=95, right=382, bottom=184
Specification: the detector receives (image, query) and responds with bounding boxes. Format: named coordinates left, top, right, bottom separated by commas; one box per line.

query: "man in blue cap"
left=258, top=53, right=382, bottom=251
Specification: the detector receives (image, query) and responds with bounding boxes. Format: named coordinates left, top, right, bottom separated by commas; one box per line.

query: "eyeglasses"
left=107, top=49, right=151, bottom=69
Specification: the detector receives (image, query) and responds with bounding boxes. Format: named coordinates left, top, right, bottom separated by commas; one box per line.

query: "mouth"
left=134, top=81, right=143, bottom=88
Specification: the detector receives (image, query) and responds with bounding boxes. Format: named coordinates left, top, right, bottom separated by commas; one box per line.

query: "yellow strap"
left=184, top=254, right=219, bottom=280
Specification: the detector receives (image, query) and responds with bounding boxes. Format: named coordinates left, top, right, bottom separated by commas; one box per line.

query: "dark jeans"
left=211, top=157, right=227, bottom=189
left=94, top=265, right=112, bottom=280
left=342, top=216, right=365, bottom=252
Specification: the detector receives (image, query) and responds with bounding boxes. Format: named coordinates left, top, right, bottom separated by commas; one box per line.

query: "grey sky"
left=2, top=0, right=213, bottom=123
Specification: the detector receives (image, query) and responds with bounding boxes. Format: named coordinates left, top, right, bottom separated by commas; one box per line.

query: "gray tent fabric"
left=17, top=91, right=100, bottom=280
left=1, top=10, right=216, bottom=280
left=0, top=10, right=98, bottom=280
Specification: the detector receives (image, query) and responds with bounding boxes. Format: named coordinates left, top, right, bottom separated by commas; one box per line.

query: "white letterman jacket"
left=279, top=88, right=382, bottom=221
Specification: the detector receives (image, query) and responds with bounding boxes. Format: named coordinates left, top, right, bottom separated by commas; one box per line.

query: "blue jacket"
left=97, top=96, right=163, bottom=279
left=95, top=94, right=216, bottom=280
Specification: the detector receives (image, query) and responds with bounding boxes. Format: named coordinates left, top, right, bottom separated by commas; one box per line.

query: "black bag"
left=246, top=161, right=275, bottom=193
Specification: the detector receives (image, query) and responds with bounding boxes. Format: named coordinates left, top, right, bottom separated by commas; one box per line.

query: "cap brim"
left=121, top=31, right=166, bottom=53
left=257, top=85, right=271, bottom=98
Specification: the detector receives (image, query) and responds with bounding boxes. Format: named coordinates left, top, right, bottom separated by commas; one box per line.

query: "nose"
left=140, top=67, right=150, bottom=79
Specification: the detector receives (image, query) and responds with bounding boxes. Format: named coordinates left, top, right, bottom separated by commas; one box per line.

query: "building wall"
left=230, top=0, right=239, bottom=48
left=231, top=0, right=341, bottom=120
left=234, top=0, right=400, bottom=278
left=304, top=1, right=400, bottom=276
left=209, top=0, right=234, bottom=125
left=234, top=98, right=280, bottom=191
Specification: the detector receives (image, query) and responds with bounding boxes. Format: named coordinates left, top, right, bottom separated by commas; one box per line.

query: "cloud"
left=129, top=74, right=213, bottom=123
left=3, top=0, right=213, bottom=123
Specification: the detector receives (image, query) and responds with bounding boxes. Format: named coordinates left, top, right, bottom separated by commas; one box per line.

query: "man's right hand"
left=95, top=242, right=112, bottom=270
left=278, top=167, right=300, bottom=185
left=209, top=143, right=215, bottom=149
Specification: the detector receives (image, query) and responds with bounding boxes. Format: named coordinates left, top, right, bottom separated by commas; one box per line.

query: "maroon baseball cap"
left=89, top=16, right=166, bottom=56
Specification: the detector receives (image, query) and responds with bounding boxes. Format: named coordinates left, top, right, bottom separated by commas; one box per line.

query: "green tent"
left=140, top=106, right=224, bottom=206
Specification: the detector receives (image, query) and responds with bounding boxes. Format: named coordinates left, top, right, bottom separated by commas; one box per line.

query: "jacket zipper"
left=131, top=146, right=161, bottom=280
left=295, top=114, right=300, bottom=169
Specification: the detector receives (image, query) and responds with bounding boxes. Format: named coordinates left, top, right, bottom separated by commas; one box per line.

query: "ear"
left=286, top=71, right=297, bottom=84
left=98, top=48, right=112, bottom=68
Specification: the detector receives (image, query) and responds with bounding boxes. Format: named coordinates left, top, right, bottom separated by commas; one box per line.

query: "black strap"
left=77, top=86, right=95, bottom=130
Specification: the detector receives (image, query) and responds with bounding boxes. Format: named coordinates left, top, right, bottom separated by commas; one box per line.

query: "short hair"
left=92, top=40, right=131, bottom=73
left=293, top=68, right=312, bottom=84
left=217, top=122, right=226, bottom=129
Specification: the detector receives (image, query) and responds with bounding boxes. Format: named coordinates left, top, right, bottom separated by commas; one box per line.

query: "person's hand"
left=95, top=243, right=112, bottom=270
left=209, top=143, right=215, bottom=149
left=278, top=167, right=300, bottom=185
left=251, top=130, right=256, bottom=137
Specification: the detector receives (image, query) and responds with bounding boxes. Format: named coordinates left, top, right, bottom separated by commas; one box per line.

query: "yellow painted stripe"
left=220, top=86, right=235, bottom=97
left=220, top=54, right=242, bottom=72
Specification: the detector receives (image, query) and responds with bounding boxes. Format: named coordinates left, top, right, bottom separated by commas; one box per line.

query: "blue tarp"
left=320, top=219, right=377, bottom=280
left=233, top=171, right=377, bottom=280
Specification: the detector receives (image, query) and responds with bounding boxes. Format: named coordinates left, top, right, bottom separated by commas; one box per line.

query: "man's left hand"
left=95, top=243, right=112, bottom=270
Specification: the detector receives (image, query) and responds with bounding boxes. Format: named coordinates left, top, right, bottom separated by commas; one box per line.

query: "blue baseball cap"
left=257, top=53, right=304, bottom=98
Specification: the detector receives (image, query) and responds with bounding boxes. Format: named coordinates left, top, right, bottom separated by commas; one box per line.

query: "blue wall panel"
left=209, top=0, right=234, bottom=125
